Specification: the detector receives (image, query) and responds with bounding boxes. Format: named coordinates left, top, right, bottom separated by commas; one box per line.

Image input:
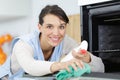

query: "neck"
left=42, top=47, right=54, bottom=61
left=39, top=35, right=54, bottom=60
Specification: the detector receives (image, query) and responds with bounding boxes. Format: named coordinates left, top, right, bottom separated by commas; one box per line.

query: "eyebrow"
left=46, top=23, right=66, bottom=26
left=60, top=23, right=66, bottom=25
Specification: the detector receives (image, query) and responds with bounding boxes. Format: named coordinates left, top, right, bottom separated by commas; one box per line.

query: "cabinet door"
left=66, top=14, right=81, bottom=43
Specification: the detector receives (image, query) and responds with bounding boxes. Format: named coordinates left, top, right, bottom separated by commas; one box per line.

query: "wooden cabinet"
left=66, top=14, right=81, bottom=43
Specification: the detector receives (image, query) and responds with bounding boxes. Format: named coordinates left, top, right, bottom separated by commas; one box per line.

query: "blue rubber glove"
left=56, top=63, right=91, bottom=80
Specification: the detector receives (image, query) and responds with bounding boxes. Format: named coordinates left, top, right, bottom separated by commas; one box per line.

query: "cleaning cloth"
left=56, top=63, right=91, bottom=80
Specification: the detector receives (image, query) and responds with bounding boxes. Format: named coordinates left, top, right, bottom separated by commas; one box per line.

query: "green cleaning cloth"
left=56, top=63, right=91, bottom=80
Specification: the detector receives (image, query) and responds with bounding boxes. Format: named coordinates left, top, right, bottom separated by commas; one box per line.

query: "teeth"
left=52, top=38, right=58, bottom=41
left=51, top=37, right=59, bottom=41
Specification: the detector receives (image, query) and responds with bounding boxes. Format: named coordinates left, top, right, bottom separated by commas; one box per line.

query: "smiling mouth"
left=51, top=37, right=60, bottom=43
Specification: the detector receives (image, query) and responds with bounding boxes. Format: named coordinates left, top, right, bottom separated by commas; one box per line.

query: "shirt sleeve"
left=12, top=40, right=54, bottom=76
left=88, top=53, right=105, bottom=72
left=62, top=35, right=79, bottom=55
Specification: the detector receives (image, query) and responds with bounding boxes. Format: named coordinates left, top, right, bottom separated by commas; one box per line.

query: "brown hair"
left=39, top=5, right=69, bottom=25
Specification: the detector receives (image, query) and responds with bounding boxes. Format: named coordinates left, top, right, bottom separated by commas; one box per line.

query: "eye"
left=47, top=25, right=53, bottom=29
left=59, top=26, right=65, bottom=29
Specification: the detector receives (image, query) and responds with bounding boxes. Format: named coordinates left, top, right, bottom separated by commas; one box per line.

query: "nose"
left=53, top=27, right=59, bottom=35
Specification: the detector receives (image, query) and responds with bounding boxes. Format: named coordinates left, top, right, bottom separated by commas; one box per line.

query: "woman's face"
left=38, top=14, right=67, bottom=47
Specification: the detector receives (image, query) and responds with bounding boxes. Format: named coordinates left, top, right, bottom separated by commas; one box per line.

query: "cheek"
left=60, top=30, right=66, bottom=35
left=43, top=30, right=52, bottom=35
left=41, top=29, right=51, bottom=35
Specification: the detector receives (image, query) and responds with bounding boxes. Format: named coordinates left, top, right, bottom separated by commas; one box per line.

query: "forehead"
left=43, top=14, right=66, bottom=25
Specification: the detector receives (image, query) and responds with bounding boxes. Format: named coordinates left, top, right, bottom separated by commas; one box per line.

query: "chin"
left=51, top=42, right=60, bottom=47
left=52, top=43, right=59, bottom=47
left=50, top=39, right=62, bottom=46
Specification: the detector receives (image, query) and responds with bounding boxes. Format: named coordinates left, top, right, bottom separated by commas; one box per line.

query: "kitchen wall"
left=0, top=0, right=32, bottom=36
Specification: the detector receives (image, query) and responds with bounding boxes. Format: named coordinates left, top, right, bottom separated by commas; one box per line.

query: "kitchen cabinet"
left=0, top=0, right=31, bottom=21
left=66, top=14, right=81, bottom=43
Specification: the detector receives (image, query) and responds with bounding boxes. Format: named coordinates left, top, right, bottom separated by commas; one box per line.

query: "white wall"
left=0, top=17, right=32, bottom=36
left=0, top=0, right=32, bottom=36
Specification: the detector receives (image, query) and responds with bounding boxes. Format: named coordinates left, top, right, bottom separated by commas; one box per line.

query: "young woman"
left=9, top=5, right=104, bottom=78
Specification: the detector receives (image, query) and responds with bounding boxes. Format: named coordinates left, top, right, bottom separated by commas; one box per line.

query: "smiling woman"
left=0, top=5, right=104, bottom=80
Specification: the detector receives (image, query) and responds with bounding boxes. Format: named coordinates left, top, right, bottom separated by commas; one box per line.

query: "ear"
left=38, top=23, right=42, bottom=32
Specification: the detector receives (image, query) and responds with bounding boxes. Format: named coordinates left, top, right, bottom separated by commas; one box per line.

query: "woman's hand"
left=72, top=50, right=91, bottom=63
left=50, top=59, right=84, bottom=73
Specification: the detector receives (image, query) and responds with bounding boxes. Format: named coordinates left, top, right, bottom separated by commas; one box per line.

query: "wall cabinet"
left=66, top=14, right=81, bottom=43
left=0, top=0, right=31, bottom=21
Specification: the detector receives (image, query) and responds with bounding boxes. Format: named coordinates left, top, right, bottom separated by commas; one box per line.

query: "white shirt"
left=11, top=35, right=104, bottom=76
